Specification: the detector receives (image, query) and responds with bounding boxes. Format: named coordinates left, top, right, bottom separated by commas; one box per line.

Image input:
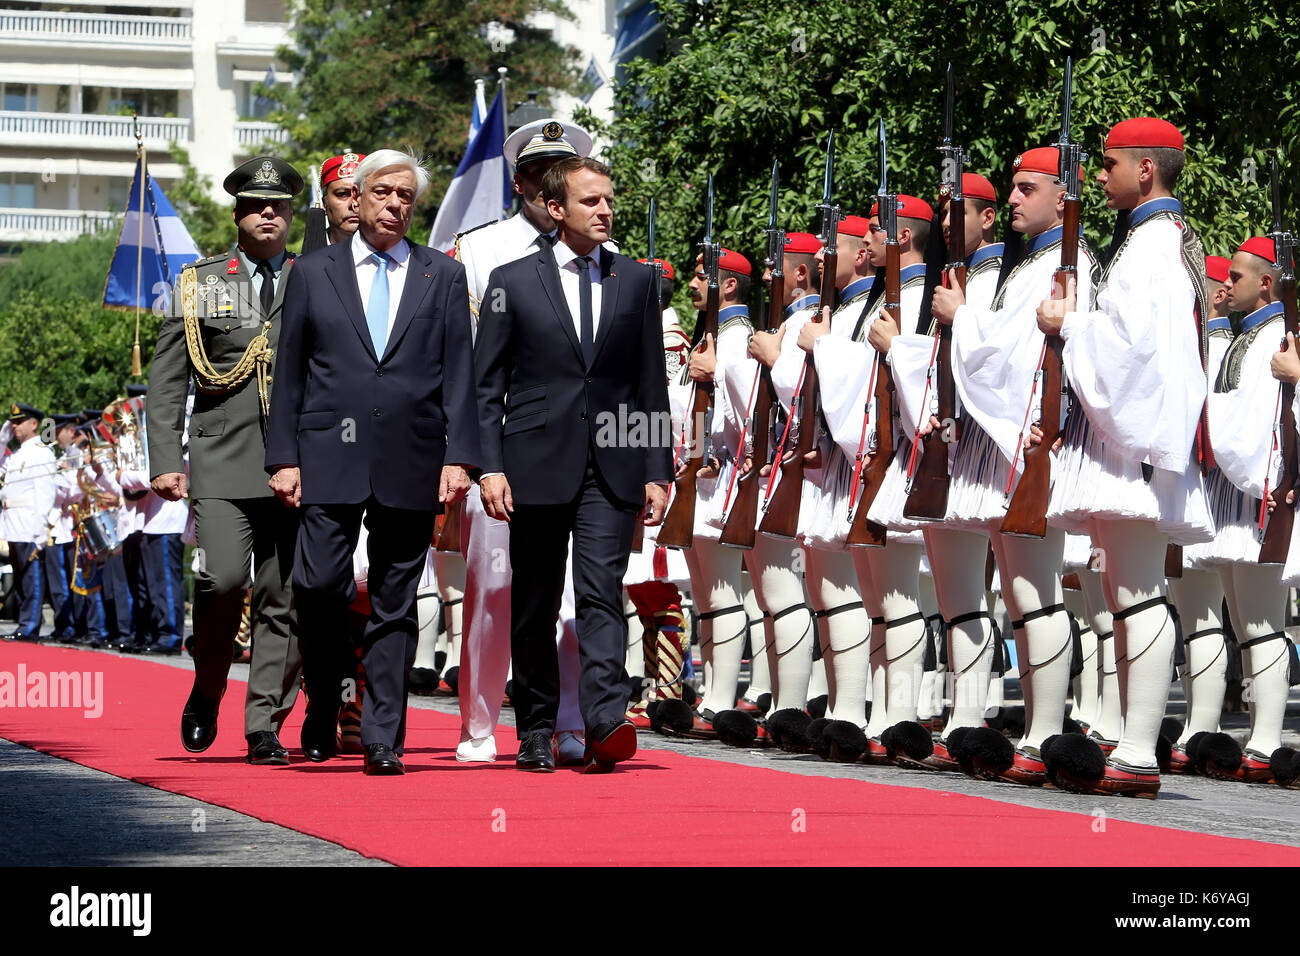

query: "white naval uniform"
left=1048, top=197, right=1212, bottom=772
left=1, top=436, right=57, bottom=544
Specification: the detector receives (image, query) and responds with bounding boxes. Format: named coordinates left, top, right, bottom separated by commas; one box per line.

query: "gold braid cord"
left=181, top=267, right=274, bottom=416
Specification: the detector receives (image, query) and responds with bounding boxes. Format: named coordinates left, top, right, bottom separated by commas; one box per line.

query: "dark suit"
left=475, top=242, right=672, bottom=739
left=266, top=236, right=479, bottom=752
left=147, top=246, right=302, bottom=734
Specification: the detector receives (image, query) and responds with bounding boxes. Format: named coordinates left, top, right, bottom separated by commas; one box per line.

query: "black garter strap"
left=769, top=603, right=808, bottom=623
left=442, top=597, right=463, bottom=607
left=699, top=604, right=745, bottom=621
left=943, top=610, right=998, bottom=676
left=1010, top=603, right=1073, bottom=670
left=1010, top=602, right=1066, bottom=630
left=1181, top=628, right=1228, bottom=682
left=813, top=601, right=863, bottom=619
left=1239, top=631, right=1300, bottom=686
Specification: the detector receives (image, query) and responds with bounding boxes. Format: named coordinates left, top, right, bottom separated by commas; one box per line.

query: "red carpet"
left=2, top=641, right=1297, bottom=866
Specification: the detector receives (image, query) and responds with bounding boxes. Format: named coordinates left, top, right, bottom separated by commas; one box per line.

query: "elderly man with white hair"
left=266, top=148, right=481, bottom=775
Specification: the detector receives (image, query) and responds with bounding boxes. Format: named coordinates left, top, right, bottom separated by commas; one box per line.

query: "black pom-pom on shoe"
left=755, top=692, right=772, bottom=715
left=442, top=665, right=460, bottom=695
left=805, top=694, right=829, bottom=720
left=1041, top=733, right=1106, bottom=793
left=1270, top=747, right=1300, bottom=789
left=1194, top=732, right=1242, bottom=780
left=806, top=718, right=832, bottom=757
left=962, top=726, right=1014, bottom=779
left=946, top=725, right=976, bottom=775
left=881, top=720, right=935, bottom=769
left=1184, top=731, right=1209, bottom=772
left=649, top=698, right=695, bottom=736
left=766, top=708, right=813, bottom=752
left=713, top=709, right=759, bottom=747
left=822, top=720, right=868, bottom=763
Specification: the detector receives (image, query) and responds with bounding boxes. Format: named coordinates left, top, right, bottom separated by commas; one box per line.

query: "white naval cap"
left=504, top=117, right=595, bottom=168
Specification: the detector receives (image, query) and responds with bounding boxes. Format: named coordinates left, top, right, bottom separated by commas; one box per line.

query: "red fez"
left=719, top=248, right=751, bottom=276
left=961, top=173, right=997, bottom=203
left=1105, top=118, right=1184, bottom=151
left=784, top=232, right=821, bottom=255
left=870, top=195, right=933, bottom=222
left=1238, top=236, right=1277, bottom=264
left=1205, top=255, right=1231, bottom=283
left=1013, top=146, right=1087, bottom=184
left=321, top=151, right=365, bottom=185
left=839, top=214, right=871, bottom=238
left=639, top=257, right=676, bottom=280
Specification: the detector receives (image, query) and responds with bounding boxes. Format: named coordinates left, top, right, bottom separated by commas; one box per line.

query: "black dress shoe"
left=584, top=719, right=638, bottom=774
left=300, top=708, right=340, bottom=762
left=363, top=743, right=405, bottom=775
left=515, top=733, right=556, bottom=772
left=180, top=687, right=221, bottom=753
left=246, top=731, right=290, bottom=766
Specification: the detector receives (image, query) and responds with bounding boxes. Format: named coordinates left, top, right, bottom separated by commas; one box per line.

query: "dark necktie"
left=578, top=255, right=594, bottom=367
left=254, top=258, right=275, bottom=315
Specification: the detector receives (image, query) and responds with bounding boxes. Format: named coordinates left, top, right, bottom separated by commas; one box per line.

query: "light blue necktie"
left=366, top=251, right=389, bottom=356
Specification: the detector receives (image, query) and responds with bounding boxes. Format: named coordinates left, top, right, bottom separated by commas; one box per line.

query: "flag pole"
left=131, top=113, right=145, bottom=377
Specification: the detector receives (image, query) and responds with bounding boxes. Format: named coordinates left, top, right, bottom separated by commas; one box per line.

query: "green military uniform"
left=146, top=156, right=304, bottom=742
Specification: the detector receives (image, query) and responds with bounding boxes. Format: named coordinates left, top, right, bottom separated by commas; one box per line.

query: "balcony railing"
left=0, top=9, right=192, bottom=47
left=234, top=121, right=289, bottom=151
left=0, top=111, right=191, bottom=149
left=0, top=208, right=119, bottom=243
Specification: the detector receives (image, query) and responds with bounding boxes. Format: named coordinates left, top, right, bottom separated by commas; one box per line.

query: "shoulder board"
left=186, top=253, right=228, bottom=271
left=454, top=220, right=499, bottom=240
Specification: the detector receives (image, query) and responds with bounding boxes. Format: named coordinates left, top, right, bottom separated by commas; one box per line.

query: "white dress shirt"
left=552, top=240, right=604, bottom=341
left=352, top=231, right=411, bottom=350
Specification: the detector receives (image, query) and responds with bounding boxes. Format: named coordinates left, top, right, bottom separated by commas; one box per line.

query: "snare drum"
left=81, top=510, right=122, bottom=562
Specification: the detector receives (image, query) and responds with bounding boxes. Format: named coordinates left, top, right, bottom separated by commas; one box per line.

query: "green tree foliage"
left=267, top=0, right=581, bottom=236
left=0, top=235, right=155, bottom=414
left=607, top=0, right=1300, bottom=322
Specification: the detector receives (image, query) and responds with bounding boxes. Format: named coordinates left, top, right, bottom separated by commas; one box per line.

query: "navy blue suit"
left=266, top=236, right=480, bottom=752
left=475, top=242, right=672, bottom=738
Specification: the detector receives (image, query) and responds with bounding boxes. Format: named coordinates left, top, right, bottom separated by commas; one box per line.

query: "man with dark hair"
left=476, top=154, right=672, bottom=773
left=148, top=155, right=306, bottom=766
left=453, top=118, right=598, bottom=766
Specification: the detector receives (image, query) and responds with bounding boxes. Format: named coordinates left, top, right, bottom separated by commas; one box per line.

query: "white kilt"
left=1048, top=406, right=1214, bottom=544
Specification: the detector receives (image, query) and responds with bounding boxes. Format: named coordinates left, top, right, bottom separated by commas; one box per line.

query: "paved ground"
left=3, top=639, right=1298, bottom=863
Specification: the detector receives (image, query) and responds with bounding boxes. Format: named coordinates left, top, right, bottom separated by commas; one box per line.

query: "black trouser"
left=7, top=542, right=43, bottom=637
left=294, top=500, right=433, bottom=754
left=140, top=532, right=185, bottom=648
left=509, top=456, right=637, bottom=740
left=42, top=540, right=72, bottom=637
left=99, top=550, right=133, bottom=641
left=122, top=530, right=150, bottom=642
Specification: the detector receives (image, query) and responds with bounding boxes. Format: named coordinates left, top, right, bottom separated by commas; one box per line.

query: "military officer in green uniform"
left=147, top=156, right=305, bottom=766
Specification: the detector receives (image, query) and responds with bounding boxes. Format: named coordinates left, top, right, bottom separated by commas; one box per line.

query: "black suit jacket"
left=474, top=242, right=673, bottom=507
left=264, top=238, right=480, bottom=511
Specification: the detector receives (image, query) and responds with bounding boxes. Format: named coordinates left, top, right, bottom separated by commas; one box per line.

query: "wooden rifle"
left=721, top=161, right=782, bottom=550
left=1001, top=57, right=1083, bottom=538
left=759, top=134, right=837, bottom=539
left=658, top=176, right=720, bottom=549
left=904, top=63, right=963, bottom=520
left=1259, top=156, right=1299, bottom=563
left=846, top=118, right=896, bottom=547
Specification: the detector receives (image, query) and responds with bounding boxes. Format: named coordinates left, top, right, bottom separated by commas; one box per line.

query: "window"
left=246, top=0, right=287, bottom=23
left=242, top=81, right=274, bottom=119
left=3, top=83, right=35, bottom=112
left=0, top=173, right=37, bottom=209
left=83, top=87, right=178, bottom=117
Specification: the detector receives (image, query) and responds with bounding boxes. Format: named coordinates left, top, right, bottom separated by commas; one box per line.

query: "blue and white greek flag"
left=103, top=156, right=200, bottom=311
